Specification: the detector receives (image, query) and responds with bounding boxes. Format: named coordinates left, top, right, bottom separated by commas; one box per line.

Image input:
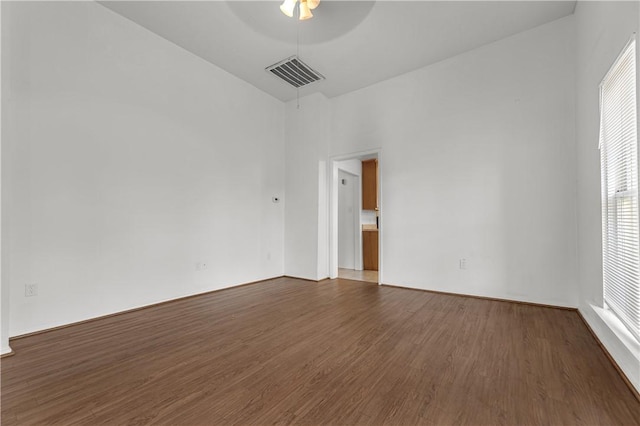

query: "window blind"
left=600, top=38, right=640, bottom=342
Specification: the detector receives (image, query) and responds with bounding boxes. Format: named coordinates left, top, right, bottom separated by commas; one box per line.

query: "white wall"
left=338, top=169, right=357, bottom=269
left=2, top=1, right=285, bottom=337
left=336, top=159, right=363, bottom=271
left=574, top=0, right=640, bottom=393
left=335, top=159, right=374, bottom=228
left=335, top=159, right=361, bottom=178
left=284, top=93, right=330, bottom=280
left=0, top=0, right=9, bottom=355
left=329, top=16, right=578, bottom=307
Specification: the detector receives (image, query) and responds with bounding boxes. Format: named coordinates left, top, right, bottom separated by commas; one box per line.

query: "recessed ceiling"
left=99, top=1, right=576, bottom=102
left=227, top=1, right=377, bottom=44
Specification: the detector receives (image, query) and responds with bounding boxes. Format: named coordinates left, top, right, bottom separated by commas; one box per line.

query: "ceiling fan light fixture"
left=299, top=0, right=313, bottom=20
left=308, top=0, right=320, bottom=10
left=280, top=0, right=297, bottom=18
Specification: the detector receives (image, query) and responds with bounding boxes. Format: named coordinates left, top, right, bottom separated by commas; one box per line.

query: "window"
left=600, top=38, right=640, bottom=342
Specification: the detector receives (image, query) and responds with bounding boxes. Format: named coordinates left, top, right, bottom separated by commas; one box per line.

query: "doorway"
left=338, top=169, right=359, bottom=270
left=330, top=151, right=381, bottom=284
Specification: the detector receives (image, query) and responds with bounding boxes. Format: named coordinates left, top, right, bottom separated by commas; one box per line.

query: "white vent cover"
left=266, top=56, right=325, bottom=88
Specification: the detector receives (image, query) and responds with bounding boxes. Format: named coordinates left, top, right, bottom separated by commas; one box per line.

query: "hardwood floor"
left=2, top=277, right=639, bottom=425
left=338, top=268, right=378, bottom=283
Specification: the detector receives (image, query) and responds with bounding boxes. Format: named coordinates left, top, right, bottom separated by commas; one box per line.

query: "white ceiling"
left=99, top=1, right=576, bottom=101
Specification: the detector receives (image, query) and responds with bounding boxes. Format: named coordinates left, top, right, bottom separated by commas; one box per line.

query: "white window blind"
left=600, top=38, right=640, bottom=342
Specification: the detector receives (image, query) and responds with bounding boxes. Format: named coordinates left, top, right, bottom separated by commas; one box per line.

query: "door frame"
left=329, top=149, right=382, bottom=284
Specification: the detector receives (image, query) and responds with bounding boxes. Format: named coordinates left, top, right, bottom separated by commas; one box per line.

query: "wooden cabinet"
left=362, top=230, right=379, bottom=271
left=362, top=159, right=378, bottom=211
left=361, top=158, right=379, bottom=270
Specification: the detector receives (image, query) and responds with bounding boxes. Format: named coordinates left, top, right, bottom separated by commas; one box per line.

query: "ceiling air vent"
left=266, top=56, right=325, bottom=88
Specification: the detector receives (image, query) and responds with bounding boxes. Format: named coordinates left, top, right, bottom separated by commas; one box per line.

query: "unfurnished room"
left=1, top=0, right=640, bottom=424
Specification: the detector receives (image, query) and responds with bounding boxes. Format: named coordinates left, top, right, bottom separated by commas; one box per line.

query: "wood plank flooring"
left=2, top=277, right=639, bottom=425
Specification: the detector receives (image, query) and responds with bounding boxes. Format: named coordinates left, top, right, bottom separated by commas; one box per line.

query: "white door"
left=338, top=170, right=357, bottom=269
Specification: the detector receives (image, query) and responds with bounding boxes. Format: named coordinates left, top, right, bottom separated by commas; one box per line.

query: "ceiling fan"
left=279, top=0, right=320, bottom=20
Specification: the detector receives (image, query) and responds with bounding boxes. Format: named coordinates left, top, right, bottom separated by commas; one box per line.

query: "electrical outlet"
left=195, top=262, right=202, bottom=271
left=25, top=283, right=38, bottom=297
left=459, top=258, right=467, bottom=270
left=202, top=263, right=208, bottom=270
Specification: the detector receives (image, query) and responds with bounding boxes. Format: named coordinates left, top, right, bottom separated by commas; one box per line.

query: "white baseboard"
left=579, top=303, right=640, bottom=395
